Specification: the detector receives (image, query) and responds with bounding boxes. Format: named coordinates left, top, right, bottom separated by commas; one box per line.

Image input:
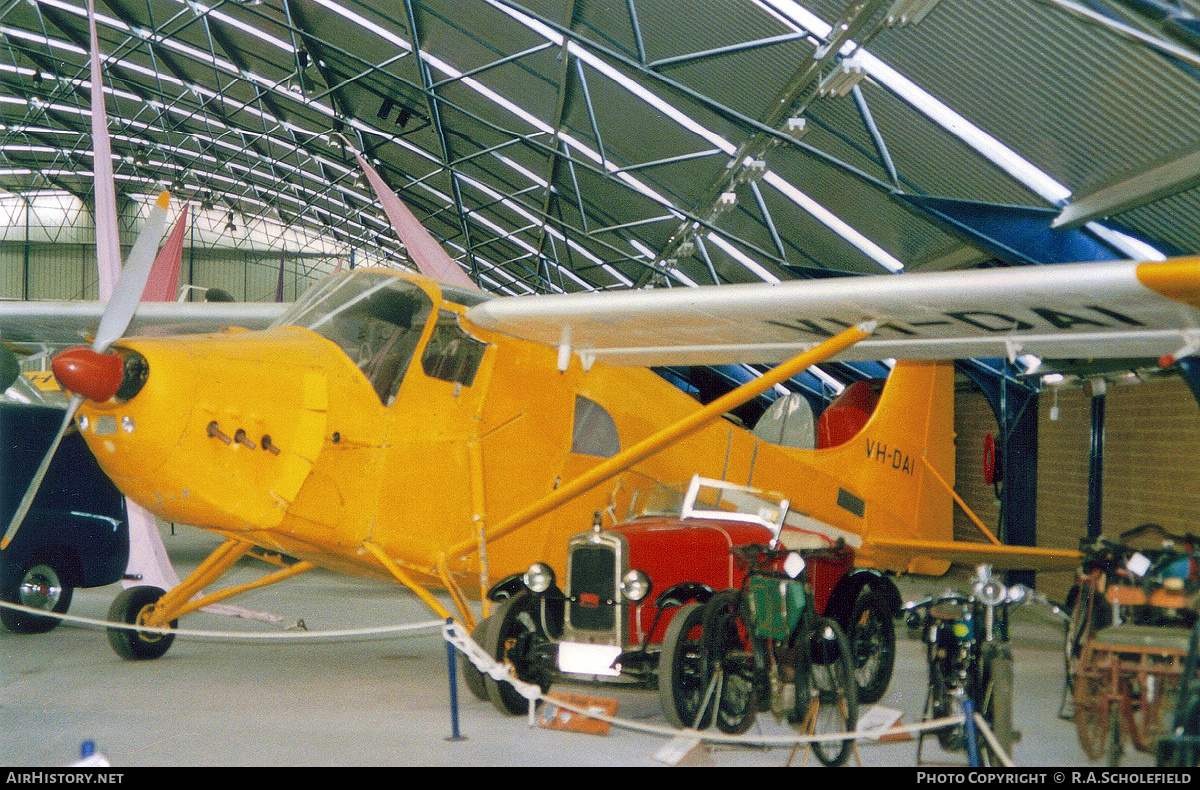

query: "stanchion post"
left=445, top=618, right=466, bottom=742
left=963, top=698, right=979, bottom=767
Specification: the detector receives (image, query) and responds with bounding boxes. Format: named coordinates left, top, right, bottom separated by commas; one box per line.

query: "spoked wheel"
left=804, top=617, right=859, bottom=767
left=106, top=586, right=177, bottom=661
left=1, top=557, right=74, bottom=634
left=703, top=590, right=757, bottom=735
left=1074, top=664, right=1112, bottom=760
left=482, top=591, right=550, bottom=715
left=1106, top=702, right=1126, bottom=767
left=847, top=590, right=896, bottom=705
left=659, top=601, right=715, bottom=729
left=980, top=643, right=1015, bottom=765
left=1128, top=667, right=1179, bottom=753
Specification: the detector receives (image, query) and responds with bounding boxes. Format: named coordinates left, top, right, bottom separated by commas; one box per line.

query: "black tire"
left=106, top=586, right=176, bottom=661
left=929, top=629, right=964, bottom=751
left=981, top=643, right=1015, bottom=765
left=847, top=590, right=896, bottom=704
left=807, top=617, right=859, bottom=767
left=460, top=618, right=490, bottom=702
left=658, top=601, right=714, bottom=729
left=482, top=591, right=550, bottom=715
left=1, top=556, right=74, bottom=634
left=703, top=591, right=757, bottom=735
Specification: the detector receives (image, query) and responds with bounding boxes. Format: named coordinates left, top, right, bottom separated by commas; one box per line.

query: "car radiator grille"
left=568, top=544, right=616, bottom=632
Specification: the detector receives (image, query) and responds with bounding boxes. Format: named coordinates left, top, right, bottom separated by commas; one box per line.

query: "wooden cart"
left=1073, top=584, right=1196, bottom=764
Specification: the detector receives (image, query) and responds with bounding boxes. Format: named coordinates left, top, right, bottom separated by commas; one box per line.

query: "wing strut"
left=920, top=455, right=1002, bottom=546
left=447, top=320, right=877, bottom=561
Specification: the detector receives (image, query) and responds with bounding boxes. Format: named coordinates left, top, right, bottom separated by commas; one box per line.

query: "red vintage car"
left=464, top=475, right=900, bottom=722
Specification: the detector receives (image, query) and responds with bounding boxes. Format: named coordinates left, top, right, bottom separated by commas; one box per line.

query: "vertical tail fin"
left=812, top=360, right=956, bottom=574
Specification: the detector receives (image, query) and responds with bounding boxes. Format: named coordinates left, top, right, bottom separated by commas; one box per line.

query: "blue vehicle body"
left=0, top=402, right=128, bottom=632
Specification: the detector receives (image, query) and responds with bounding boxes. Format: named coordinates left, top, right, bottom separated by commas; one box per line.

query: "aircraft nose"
left=52, top=346, right=143, bottom=402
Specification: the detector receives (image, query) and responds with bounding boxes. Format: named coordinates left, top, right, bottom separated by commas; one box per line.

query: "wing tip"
left=1137, top=257, right=1200, bottom=307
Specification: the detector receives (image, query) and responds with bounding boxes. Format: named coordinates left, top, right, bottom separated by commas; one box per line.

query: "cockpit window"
left=422, top=311, right=488, bottom=387
left=276, top=272, right=433, bottom=404
left=572, top=396, right=620, bottom=457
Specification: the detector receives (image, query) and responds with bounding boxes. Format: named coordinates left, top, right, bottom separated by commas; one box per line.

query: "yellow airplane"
left=8, top=244, right=1200, bottom=660
left=4, top=1, right=1200, bottom=664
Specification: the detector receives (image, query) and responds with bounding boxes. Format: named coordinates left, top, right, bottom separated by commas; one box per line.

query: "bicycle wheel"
left=806, top=617, right=859, bottom=767
left=703, top=590, right=757, bottom=735
left=1074, top=661, right=1111, bottom=760
left=980, top=643, right=1015, bottom=765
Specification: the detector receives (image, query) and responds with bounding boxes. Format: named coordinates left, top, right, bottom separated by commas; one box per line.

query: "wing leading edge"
left=0, top=301, right=289, bottom=346
left=464, top=257, right=1200, bottom=367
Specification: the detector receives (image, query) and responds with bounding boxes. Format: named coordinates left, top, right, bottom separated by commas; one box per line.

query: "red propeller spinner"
left=52, top=346, right=124, bottom=402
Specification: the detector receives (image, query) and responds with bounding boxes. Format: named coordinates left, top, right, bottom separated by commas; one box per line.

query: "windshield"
left=628, top=475, right=789, bottom=533
left=275, top=271, right=433, bottom=404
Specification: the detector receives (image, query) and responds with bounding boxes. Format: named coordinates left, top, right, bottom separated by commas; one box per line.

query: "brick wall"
left=953, top=377, right=1200, bottom=603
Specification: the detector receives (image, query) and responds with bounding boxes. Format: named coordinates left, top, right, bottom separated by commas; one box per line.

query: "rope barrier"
left=5, top=598, right=1014, bottom=764
left=0, top=599, right=443, bottom=642
left=441, top=619, right=976, bottom=751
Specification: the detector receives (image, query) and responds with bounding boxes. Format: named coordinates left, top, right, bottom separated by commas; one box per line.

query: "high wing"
left=0, top=301, right=288, bottom=347
left=464, top=257, right=1200, bottom=367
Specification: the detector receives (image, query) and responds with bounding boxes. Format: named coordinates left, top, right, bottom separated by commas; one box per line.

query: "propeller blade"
left=88, top=0, right=120, bottom=299
left=4, top=0, right=169, bottom=551
left=0, top=394, right=83, bottom=550
left=92, top=191, right=170, bottom=352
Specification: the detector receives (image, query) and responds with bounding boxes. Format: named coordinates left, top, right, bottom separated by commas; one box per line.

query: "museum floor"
left=0, top=525, right=1160, bottom=768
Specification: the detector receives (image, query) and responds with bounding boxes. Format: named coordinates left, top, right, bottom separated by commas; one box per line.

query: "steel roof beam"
left=1052, top=144, right=1200, bottom=228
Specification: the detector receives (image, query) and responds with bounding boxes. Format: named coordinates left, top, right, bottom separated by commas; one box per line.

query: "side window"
left=572, top=396, right=620, bottom=458
left=421, top=311, right=488, bottom=387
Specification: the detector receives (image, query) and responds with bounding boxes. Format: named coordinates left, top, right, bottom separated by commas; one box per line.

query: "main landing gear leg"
left=361, top=541, right=476, bottom=631
left=107, top=537, right=317, bottom=661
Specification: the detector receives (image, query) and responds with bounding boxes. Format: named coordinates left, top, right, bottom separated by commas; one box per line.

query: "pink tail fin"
left=142, top=203, right=188, bottom=301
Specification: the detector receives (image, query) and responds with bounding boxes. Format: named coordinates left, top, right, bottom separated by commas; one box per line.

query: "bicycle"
left=904, top=564, right=1063, bottom=766
left=659, top=541, right=859, bottom=766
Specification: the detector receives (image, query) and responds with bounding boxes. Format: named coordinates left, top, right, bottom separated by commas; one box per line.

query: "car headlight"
left=621, top=569, right=651, bottom=602
left=522, top=562, right=555, bottom=593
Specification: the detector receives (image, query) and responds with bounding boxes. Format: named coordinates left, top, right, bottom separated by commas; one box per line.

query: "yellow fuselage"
left=74, top=270, right=955, bottom=593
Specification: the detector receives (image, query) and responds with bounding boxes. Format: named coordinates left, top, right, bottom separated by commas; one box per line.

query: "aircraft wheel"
left=0, top=553, right=75, bottom=633
left=460, top=617, right=490, bottom=702
left=848, top=589, right=896, bottom=704
left=483, top=591, right=549, bottom=715
left=106, top=585, right=177, bottom=661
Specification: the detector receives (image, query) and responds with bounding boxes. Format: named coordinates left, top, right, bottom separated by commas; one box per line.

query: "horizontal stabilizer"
left=869, top=537, right=1081, bottom=572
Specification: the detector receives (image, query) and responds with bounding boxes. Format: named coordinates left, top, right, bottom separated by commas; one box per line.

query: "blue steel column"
left=1087, top=381, right=1106, bottom=540
left=959, top=360, right=1039, bottom=587
left=1175, top=357, right=1200, bottom=408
